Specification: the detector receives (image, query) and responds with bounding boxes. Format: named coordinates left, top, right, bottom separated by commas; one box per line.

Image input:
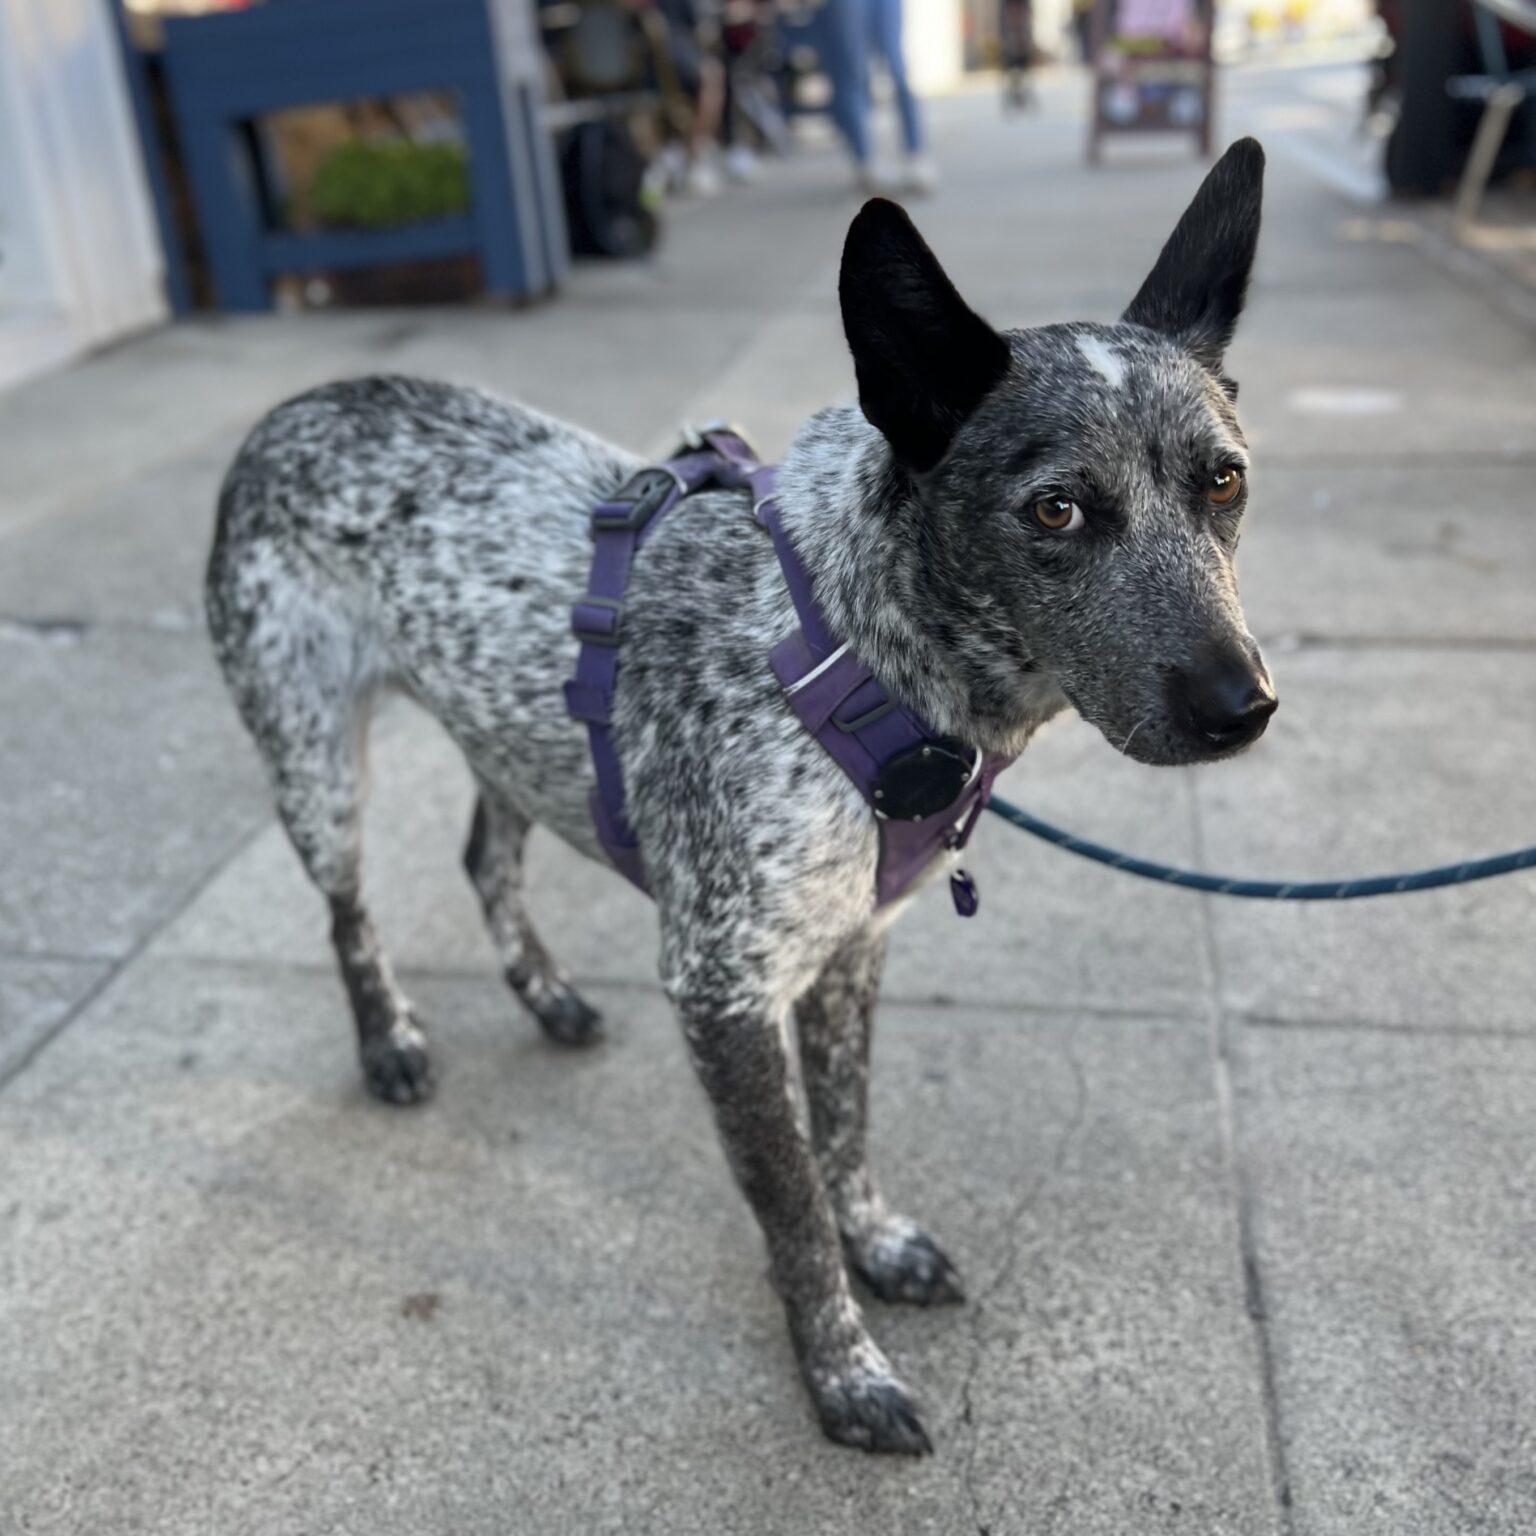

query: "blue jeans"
left=818, top=0, right=871, bottom=163
left=865, top=0, right=924, bottom=155
left=819, top=0, right=926, bottom=162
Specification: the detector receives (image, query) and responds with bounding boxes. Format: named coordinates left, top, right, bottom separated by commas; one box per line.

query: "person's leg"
left=663, top=32, right=724, bottom=193
left=1074, top=7, right=1094, bottom=65
left=688, top=52, right=726, bottom=159
left=683, top=49, right=726, bottom=193
left=720, top=37, right=739, bottom=151
left=869, top=0, right=924, bottom=156
left=819, top=0, right=871, bottom=167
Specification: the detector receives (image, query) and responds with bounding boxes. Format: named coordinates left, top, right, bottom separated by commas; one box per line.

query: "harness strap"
left=753, top=480, right=841, bottom=660
left=754, top=488, right=1009, bottom=910
left=566, top=431, right=1013, bottom=911
left=563, top=426, right=759, bottom=890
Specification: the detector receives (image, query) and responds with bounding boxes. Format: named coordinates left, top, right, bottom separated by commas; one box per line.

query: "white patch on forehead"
left=1076, top=334, right=1128, bottom=391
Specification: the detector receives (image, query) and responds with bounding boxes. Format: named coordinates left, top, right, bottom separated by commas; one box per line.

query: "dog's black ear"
left=1122, top=138, right=1264, bottom=372
left=840, top=199, right=1010, bottom=473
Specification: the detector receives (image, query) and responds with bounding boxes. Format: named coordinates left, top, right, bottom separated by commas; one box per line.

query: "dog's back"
left=209, top=375, right=635, bottom=665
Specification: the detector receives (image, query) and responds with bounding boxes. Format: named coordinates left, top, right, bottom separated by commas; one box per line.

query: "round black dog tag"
left=871, top=737, right=977, bottom=821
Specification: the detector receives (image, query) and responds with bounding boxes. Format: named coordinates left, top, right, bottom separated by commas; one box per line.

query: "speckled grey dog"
left=207, top=140, right=1274, bottom=1454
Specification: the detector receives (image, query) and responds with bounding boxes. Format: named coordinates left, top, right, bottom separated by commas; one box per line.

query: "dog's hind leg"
left=462, top=790, right=603, bottom=1047
left=796, top=932, right=964, bottom=1306
left=273, top=709, right=434, bottom=1105
left=209, top=543, right=433, bottom=1105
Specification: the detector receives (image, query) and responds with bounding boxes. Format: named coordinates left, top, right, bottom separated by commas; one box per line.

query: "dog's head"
left=839, top=138, right=1274, bottom=765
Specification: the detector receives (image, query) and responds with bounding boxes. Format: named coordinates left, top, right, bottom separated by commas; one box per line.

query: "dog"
left=206, top=138, right=1273, bottom=1455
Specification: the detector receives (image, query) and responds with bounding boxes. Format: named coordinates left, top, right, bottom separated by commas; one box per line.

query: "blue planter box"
left=161, top=0, right=567, bottom=311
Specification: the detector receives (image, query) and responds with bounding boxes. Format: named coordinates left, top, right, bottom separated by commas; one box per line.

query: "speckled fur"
left=207, top=141, right=1271, bottom=1454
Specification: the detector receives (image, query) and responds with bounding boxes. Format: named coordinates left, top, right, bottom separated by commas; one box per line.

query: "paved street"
left=3, top=58, right=1535, bottom=1536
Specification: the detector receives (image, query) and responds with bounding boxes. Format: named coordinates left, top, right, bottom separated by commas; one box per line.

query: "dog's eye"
left=1032, top=496, right=1083, bottom=532
left=1207, top=467, right=1244, bottom=506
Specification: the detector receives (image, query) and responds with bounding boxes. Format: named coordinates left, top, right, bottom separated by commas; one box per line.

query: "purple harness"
left=565, top=427, right=1013, bottom=916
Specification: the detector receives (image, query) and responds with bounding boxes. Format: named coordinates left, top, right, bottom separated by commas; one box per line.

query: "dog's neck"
left=773, top=404, right=1068, bottom=757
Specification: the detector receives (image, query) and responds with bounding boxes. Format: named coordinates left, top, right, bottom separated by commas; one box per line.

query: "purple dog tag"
left=950, top=869, right=979, bottom=918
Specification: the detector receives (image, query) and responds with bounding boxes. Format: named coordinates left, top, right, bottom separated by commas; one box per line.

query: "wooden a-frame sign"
left=1088, top=0, right=1215, bottom=163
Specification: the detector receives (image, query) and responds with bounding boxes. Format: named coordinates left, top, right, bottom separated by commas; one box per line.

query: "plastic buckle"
left=675, top=419, right=758, bottom=462
left=572, top=597, right=624, bottom=648
left=592, top=467, right=679, bottom=534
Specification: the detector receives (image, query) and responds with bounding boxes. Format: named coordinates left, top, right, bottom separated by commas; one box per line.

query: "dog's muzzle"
left=1168, top=645, right=1277, bottom=754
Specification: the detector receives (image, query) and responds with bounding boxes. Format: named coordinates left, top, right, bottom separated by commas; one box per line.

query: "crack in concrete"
left=956, top=1034, right=1088, bottom=1536
left=1187, top=775, right=1297, bottom=1535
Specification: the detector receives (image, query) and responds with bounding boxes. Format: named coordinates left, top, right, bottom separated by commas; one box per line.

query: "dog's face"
left=839, top=139, right=1275, bottom=765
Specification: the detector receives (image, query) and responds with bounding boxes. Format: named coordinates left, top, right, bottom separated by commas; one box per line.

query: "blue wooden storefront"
left=153, top=0, right=567, bottom=312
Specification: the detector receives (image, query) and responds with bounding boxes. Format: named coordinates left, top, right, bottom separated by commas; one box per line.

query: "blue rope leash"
left=986, top=793, right=1536, bottom=900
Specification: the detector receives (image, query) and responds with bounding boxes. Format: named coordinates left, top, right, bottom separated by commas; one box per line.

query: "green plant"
left=309, top=140, right=470, bottom=229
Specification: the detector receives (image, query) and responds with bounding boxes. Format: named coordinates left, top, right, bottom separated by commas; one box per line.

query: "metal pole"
left=1386, top=0, right=1462, bottom=195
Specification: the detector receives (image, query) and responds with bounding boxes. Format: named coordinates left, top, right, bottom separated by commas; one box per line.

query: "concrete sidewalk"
left=4, top=61, right=1535, bottom=1536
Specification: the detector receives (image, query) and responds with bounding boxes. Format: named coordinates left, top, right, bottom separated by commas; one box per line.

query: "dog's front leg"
left=670, top=969, right=932, bottom=1454
left=796, top=931, right=964, bottom=1306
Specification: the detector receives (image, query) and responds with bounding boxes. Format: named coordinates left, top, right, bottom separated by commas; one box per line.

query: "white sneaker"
left=656, top=143, right=688, bottom=193
left=855, top=161, right=899, bottom=196
left=725, top=145, right=759, bottom=184
left=686, top=157, right=723, bottom=198
left=905, top=155, right=939, bottom=196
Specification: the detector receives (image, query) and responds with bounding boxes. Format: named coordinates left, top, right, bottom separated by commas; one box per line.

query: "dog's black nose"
left=1173, top=655, right=1277, bottom=751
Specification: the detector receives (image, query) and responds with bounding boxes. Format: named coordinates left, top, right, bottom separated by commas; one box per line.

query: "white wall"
left=903, top=0, right=965, bottom=93
left=1032, top=0, right=1073, bottom=54
left=0, top=0, right=167, bottom=390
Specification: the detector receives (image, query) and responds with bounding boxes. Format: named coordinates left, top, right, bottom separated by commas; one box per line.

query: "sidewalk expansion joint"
left=1261, top=630, right=1536, bottom=654
left=0, top=815, right=275, bottom=1096
left=85, top=948, right=1203, bottom=1029
left=1189, top=776, right=1297, bottom=1534
left=1241, top=1012, right=1535, bottom=1041
left=957, top=1036, right=1088, bottom=1536
left=1256, top=450, right=1536, bottom=469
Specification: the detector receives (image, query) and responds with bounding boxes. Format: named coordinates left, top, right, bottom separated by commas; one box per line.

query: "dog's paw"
left=810, top=1360, right=932, bottom=1456
left=848, top=1219, right=965, bottom=1307
left=361, top=1019, right=435, bottom=1106
left=529, top=983, right=605, bottom=1049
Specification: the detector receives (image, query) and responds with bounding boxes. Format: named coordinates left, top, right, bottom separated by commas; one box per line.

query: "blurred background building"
left=2, top=0, right=1533, bottom=392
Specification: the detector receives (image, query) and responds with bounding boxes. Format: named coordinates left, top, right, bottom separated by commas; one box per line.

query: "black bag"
left=559, top=119, right=659, bottom=259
